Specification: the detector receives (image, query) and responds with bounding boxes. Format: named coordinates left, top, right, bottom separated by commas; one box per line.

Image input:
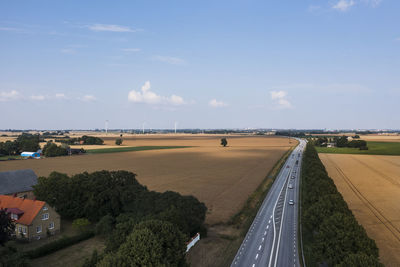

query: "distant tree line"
left=33, top=170, right=207, bottom=266
left=55, top=135, right=104, bottom=145
left=313, top=136, right=368, bottom=150
left=275, top=131, right=306, bottom=137
left=301, top=143, right=382, bottom=266
left=0, top=133, right=42, bottom=156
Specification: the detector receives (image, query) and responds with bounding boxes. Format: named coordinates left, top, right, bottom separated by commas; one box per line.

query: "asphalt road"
left=231, top=139, right=306, bottom=267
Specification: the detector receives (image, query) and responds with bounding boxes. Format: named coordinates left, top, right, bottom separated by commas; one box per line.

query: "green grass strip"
left=316, top=141, right=400, bottom=156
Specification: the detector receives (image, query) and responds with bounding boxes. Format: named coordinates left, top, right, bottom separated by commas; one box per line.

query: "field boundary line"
left=349, top=155, right=400, bottom=187
left=325, top=156, right=400, bottom=243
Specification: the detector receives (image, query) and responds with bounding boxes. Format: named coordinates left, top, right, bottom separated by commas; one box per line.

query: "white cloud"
left=152, top=55, right=185, bottom=65
left=361, top=0, right=383, bottom=7
left=270, top=90, right=287, bottom=100
left=270, top=90, right=292, bottom=109
left=128, top=81, right=186, bottom=106
left=79, top=95, right=96, bottom=102
left=209, top=99, right=228, bottom=108
left=122, top=48, right=141, bottom=52
left=333, top=0, right=355, bottom=11
left=86, top=24, right=137, bottom=32
left=0, top=90, right=21, bottom=101
left=168, top=95, right=185, bottom=105
left=61, top=48, right=76, bottom=54
left=30, top=95, right=46, bottom=101
left=55, top=93, right=67, bottom=99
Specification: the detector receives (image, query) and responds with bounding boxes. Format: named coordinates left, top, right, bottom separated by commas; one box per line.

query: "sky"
left=0, top=0, right=399, bottom=130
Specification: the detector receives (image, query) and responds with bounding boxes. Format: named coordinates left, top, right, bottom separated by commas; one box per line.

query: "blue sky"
left=0, top=0, right=399, bottom=130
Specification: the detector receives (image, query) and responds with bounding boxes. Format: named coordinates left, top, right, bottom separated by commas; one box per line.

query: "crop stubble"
left=320, top=153, right=400, bottom=266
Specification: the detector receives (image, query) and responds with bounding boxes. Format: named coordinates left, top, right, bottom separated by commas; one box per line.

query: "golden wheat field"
left=320, top=153, right=400, bottom=267
left=0, top=135, right=295, bottom=225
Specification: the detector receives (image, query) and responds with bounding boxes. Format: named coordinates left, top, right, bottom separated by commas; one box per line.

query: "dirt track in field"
left=0, top=135, right=295, bottom=225
left=320, top=153, right=400, bottom=267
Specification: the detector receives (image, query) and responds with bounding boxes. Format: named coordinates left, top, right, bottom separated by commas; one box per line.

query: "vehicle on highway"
left=288, top=184, right=293, bottom=189
left=289, top=200, right=294, bottom=205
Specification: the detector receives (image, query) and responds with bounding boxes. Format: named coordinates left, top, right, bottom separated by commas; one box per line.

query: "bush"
left=115, top=139, right=123, bottom=145
left=25, top=231, right=94, bottom=259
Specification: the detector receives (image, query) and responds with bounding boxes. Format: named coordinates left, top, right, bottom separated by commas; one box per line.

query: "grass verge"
left=316, top=141, right=400, bottom=156
left=0, top=155, right=22, bottom=161
left=86, top=146, right=191, bottom=154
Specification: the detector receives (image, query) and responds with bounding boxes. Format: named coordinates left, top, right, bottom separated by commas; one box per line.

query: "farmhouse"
left=0, top=169, right=38, bottom=199
left=0, top=195, right=61, bottom=240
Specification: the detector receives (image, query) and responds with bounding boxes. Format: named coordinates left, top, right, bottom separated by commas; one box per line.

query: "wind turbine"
left=174, top=121, right=178, bottom=134
left=105, top=120, right=109, bottom=134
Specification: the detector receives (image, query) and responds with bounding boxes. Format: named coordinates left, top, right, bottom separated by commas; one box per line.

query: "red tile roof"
left=0, top=195, right=45, bottom=225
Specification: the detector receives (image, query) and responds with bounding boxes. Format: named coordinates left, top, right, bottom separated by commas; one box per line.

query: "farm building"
left=0, top=195, right=61, bottom=240
left=21, top=151, right=41, bottom=159
left=0, top=169, right=38, bottom=199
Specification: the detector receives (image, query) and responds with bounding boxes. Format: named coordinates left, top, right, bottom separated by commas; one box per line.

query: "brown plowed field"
left=320, top=154, right=400, bottom=267
left=0, top=135, right=295, bottom=225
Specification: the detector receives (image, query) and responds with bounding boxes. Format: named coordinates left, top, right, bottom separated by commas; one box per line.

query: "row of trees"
left=56, top=135, right=104, bottom=145
left=33, top=170, right=207, bottom=266
left=0, top=133, right=42, bottom=156
left=314, top=136, right=368, bottom=150
left=301, top=143, right=382, bottom=266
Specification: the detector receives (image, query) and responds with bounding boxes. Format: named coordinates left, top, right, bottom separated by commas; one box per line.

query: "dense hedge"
left=301, top=143, right=382, bottom=266
left=25, top=231, right=94, bottom=259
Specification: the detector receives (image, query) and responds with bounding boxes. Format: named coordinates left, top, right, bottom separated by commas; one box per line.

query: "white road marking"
left=255, top=254, right=259, bottom=260
left=258, top=245, right=262, bottom=250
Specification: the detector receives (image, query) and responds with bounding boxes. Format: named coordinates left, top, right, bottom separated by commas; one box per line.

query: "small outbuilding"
left=21, top=151, right=41, bottom=159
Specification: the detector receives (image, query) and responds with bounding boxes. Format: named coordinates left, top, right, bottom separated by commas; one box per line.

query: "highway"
left=231, top=139, right=306, bottom=267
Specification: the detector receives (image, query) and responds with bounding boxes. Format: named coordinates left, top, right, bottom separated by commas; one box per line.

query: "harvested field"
left=0, top=135, right=295, bottom=225
left=360, top=134, right=400, bottom=143
left=319, top=153, right=400, bottom=267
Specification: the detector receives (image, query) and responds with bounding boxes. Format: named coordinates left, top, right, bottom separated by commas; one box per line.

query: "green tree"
left=96, top=215, right=115, bottom=236
left=99, top=220, right=187, bottom=267
left=0, top=209, right=15, bottom=246
left=42, top=142, right=68, bottom=157
left=115, top=138, right=123, bottom=145
left=337, top=253, right=383, bottom=267
left=220, top=138, right=228, bottom=147
left=336, top=136, right=349, bottom=147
